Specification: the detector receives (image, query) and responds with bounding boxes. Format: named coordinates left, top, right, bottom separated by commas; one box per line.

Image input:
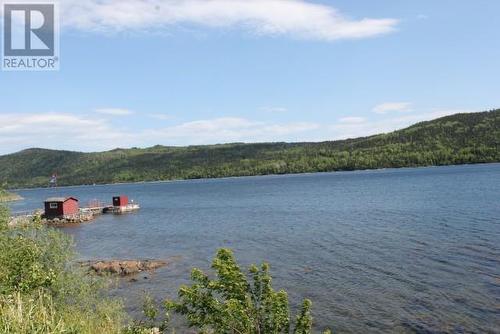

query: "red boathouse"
left=113, top=195, right=129, bottom=207
left=44, top=197, right=79, bottom=218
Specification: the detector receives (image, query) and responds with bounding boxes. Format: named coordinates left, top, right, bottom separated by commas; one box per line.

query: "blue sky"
left=0, top=0, right=499, bottom=154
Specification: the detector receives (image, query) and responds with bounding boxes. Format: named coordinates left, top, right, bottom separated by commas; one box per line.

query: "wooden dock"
left=102, top=203, right=140, bottom=214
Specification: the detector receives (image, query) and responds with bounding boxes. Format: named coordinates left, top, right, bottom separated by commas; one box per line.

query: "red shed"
left=113, top=195, right=129, bottom=207
left=44, top=197, right=79, bottom=218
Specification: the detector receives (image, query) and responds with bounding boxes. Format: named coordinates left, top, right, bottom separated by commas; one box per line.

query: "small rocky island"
left=83, top=260, right=167, bottom=276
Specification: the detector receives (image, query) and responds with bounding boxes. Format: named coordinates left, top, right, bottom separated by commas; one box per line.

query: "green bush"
left=0, top=203, right=126, bottom=334
left=164, top=248, right=330, bottom=334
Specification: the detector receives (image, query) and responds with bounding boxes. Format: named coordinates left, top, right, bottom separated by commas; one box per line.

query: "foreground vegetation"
left=149, top=248, right=329, bottom=333
left=0, top=204, right=126, bottom=333
left=0, top=202, right=325, bottom=333
left=1, top=110, right=499, bottom=188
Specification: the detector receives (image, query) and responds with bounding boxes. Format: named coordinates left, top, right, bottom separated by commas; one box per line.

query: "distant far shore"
left=2, top=110, right=499, bottom=190
left=8, top=161, right=500, bottom=192
left=0, top=190, right=23, bottom=202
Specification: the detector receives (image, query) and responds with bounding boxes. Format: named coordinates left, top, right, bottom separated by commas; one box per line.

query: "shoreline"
left=9, top=161, right=500, bottom=191
left=0, top=191, right=23, bottom=203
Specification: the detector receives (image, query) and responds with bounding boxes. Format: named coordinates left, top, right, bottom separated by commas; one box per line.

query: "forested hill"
left=1, top=109, right=499, bottom=189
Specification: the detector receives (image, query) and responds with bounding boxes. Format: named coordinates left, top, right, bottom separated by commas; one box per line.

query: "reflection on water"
left=11, top=164, right=500, bottom=333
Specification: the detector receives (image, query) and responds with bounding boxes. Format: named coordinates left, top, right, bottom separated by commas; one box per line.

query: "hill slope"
left=1, top=109, right=499, bottom=188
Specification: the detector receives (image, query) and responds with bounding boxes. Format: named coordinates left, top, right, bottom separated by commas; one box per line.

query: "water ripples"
left=11, top=164, right=500, bottom=333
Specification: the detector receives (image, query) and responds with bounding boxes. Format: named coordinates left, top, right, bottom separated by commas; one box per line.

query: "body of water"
left=10, top=164, right=500, bottom=333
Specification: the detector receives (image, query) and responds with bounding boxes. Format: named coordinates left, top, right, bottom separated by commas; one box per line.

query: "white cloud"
left=372, top=102, right=412, bottom=114
left=146, top=117, right=319, bottom=144
left=0, top=113, right=320, bottom=154
left=0, top=109, right=475, bottom=155
left=60, top=0, right=398, bottom=41
left=95, top=108, right=134, bottom=116
left=0, top=113, right=129, bottom=154
left=332, top=109, right=473, bottom=139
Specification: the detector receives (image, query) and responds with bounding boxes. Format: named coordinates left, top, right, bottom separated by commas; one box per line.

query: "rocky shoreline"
left=43, top=212, right=95, bottom=226
left=8, top=212, right=95, bottom=228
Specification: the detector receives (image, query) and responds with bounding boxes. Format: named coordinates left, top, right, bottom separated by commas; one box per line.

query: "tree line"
left=0, top=109, right=498, bottom=188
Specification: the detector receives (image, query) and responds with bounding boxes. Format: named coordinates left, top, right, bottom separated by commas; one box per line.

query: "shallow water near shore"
left=11, top=164, right=500, bottom=333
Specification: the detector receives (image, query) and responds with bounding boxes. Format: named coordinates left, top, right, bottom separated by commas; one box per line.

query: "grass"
left=0, top=291, right=125, bottom=334
left=0, top=203, right=128, bottom=333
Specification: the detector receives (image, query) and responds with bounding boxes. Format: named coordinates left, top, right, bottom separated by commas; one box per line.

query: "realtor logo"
left=2, top=2, right=59, bottom=71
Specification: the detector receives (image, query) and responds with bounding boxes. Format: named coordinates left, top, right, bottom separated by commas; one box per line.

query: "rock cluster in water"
left=84, top=260, right=167, bottom=276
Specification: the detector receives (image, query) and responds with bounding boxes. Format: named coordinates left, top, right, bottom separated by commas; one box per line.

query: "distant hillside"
left=1, top=109, right=499, bottom=189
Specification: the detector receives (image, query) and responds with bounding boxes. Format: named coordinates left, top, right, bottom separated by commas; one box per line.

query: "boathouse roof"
left=45, top=197, right=79, bottom=203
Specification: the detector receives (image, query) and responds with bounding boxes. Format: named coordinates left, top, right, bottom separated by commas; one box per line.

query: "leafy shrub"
left=165, top=248, right=330, bottom=334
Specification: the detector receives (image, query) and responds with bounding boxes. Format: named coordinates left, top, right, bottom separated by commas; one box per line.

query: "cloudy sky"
left=0, top=0, right=499, bottom=154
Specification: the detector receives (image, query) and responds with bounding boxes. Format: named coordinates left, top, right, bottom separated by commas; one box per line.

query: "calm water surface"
left=11, top=164, right=500, bottom=333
